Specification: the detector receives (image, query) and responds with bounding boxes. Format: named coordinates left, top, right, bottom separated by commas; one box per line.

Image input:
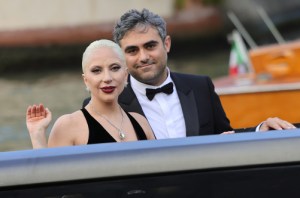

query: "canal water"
left=0, top=70, right=89, bottom=151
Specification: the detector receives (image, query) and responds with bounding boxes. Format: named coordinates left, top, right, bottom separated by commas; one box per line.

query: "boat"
left=1, top=130, right=300, bottom=197
left=0, top=3, right=222, bottom=47
left=213, top=10, right=300, bottom=129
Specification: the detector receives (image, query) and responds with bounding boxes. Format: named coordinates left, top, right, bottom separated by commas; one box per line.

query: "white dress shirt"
left=130, top=69, right=186, bottom=139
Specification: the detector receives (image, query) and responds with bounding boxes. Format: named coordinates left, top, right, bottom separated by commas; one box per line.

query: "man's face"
left=119, top=26, right=171, bottom=86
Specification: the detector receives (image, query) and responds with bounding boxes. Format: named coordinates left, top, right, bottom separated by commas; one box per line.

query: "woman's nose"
left=102, top=70, right=112, bottom=83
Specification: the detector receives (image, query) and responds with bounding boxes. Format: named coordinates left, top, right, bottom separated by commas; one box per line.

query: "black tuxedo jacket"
left=83, top=72, right=241, bottom=136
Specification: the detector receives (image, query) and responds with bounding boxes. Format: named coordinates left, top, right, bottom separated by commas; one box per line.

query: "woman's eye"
left=91, top=68, right=101, bottom=73
left=111, top=65, right=121, bottom=71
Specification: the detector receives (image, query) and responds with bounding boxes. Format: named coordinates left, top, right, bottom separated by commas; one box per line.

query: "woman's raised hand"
left=26, top=104, right=52, bottom=148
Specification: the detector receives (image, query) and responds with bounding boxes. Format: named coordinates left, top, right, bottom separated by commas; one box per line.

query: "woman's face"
left=82, top=47, right=128, bottom=103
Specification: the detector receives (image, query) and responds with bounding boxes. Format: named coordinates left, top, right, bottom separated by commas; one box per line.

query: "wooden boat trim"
left=215, top=81, right=300, bottom=95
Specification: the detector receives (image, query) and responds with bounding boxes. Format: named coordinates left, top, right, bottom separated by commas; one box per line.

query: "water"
left=0, top=71, right=89, bottom=151
left=0, top=51, right=229, bottom=152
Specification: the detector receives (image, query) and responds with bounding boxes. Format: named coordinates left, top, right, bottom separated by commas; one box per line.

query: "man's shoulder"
left=170, top=72, right=211, bottom=83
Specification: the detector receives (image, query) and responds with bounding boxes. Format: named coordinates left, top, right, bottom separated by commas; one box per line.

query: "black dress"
left=81, top=108, right=148, bottom=144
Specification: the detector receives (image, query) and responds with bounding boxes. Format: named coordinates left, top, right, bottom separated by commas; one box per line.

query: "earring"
left=86, top=87, right=90, bottom=92
left=124, top=81, right=128, bottom=88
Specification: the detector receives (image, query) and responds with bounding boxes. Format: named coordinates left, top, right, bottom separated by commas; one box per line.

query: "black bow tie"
left=145, top=82, right=174, bottom=101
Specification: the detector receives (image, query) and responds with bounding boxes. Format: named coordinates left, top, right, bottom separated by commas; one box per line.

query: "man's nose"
left=139, top=49, right=149, bottom=63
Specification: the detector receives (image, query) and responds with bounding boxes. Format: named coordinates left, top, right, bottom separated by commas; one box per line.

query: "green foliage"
left=175, top=0, right=185, bottom=10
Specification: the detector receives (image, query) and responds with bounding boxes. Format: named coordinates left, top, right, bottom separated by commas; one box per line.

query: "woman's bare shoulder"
left=55, top=110, right=84, bottom=126
left=49, top=110, right=87, bottom=147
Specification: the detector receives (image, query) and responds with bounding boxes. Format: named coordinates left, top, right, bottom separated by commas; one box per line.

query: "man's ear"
left=164, top=35, right=171, bottom=53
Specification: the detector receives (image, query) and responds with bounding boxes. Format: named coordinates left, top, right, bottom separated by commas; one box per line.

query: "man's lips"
left=100, top=86, right=116, bottom=93
left=136, top=62, right=155, bottom=69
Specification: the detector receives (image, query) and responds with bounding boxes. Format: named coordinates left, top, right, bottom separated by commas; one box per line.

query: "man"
left=84, top=9, right=295, bottom=139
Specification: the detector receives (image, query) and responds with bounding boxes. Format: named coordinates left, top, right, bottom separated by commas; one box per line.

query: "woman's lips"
left=101, top=86, right=115, bottom=93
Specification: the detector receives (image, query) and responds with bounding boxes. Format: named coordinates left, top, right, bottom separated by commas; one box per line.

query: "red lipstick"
left=101, top=86, right=115, bottom=93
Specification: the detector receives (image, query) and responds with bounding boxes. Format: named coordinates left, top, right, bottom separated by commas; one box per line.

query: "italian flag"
left=229, top=30, right=252, bottom=76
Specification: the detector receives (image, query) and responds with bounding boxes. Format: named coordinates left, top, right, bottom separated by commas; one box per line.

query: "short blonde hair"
left=82, top=39, right=125, bottom=73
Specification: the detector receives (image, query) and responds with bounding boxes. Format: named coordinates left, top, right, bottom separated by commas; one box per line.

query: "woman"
left=26, top=39, right=156, bottom=149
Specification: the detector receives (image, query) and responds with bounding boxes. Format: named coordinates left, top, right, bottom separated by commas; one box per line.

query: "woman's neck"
left=88, top=99, right=120, bottom=116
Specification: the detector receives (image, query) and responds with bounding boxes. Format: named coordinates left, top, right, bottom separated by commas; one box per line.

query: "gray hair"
left=82, top=39, right=125, bottom=73
left=113, top=8, right=167, bottom=45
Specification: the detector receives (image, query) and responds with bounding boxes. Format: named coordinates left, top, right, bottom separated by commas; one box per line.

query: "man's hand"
left=221, top=131, right=235, bottom=134
left=259, top=117, right=296, bottom=131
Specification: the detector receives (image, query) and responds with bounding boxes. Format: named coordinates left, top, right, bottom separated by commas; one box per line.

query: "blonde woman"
left=26, top=39, right=155, bottom=149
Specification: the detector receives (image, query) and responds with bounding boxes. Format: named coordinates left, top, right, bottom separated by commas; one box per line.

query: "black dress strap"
left=125, top=111, right=147, bottom=140
left=81, top=108, right=116, bottom=144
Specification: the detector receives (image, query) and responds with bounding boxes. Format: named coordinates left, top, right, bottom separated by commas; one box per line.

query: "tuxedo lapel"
left=118, top=83, right=145, bottom=116
left=171, top=73, right=199, bottom=136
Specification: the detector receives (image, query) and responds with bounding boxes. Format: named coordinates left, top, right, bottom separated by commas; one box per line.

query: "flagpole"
left=227, top=11, right=257, bottom=49
left=256, top=6, right=285, bottom=44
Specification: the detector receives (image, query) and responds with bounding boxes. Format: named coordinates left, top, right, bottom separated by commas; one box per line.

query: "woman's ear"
left=124, top=69, right=129, bottom=87
left=82, top=73, right=86, bottom=83
left=82, top=73, right=90, bottom=92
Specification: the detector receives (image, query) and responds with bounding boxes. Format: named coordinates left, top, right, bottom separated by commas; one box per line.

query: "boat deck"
left=214, top=76, right=300, bottom=128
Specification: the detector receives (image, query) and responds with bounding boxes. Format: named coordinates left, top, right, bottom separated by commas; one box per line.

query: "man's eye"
left=126, top=48, right=137, bottom=55
left=146, top=43, right=156, bottom=49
